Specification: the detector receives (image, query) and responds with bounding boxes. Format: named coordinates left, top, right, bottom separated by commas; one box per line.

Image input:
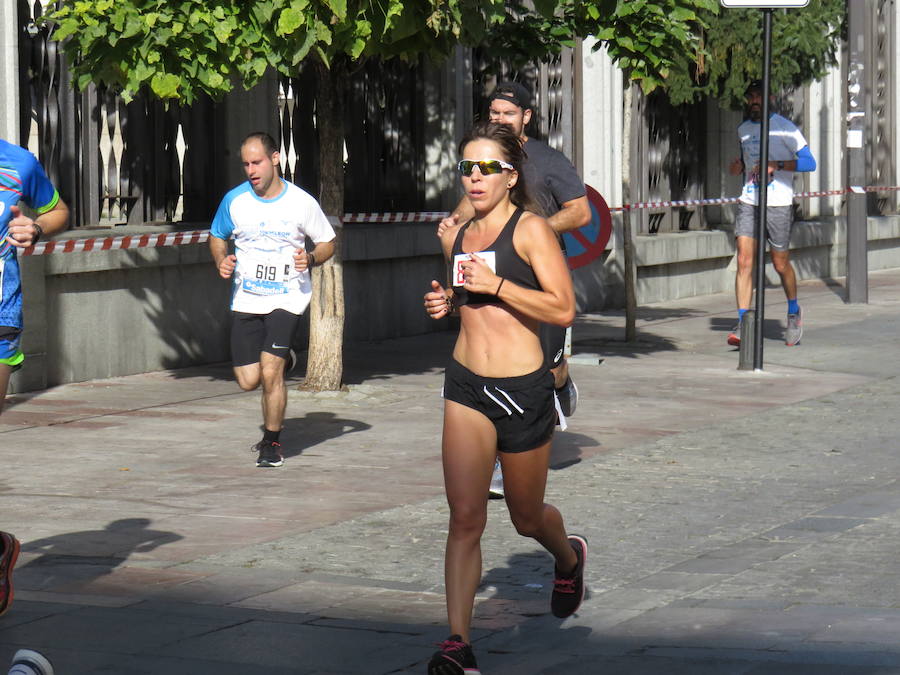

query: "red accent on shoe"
left=0, top=531, right=21, bottom=616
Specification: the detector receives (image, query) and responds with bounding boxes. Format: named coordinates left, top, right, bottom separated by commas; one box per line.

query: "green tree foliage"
left=665, top=2, right=846, bottom=107
left=48, top=0, right=512, bottom=103
left=572, top=0, right=720, bottom=96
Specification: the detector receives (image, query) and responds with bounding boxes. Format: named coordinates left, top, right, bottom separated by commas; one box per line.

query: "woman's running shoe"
left=427, top=635, right=480, bottom=674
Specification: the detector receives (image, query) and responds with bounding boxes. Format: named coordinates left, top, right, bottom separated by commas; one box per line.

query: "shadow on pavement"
left=709, top=316, right=787, bottom=342
left=16, top=518, right=182, bottom=591
left=280, top=411, right=372, bottom=458
left=550, top=430, right=599, bottom=471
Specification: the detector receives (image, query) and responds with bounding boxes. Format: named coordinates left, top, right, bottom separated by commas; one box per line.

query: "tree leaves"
left=48, top=0, right=826, bottom=112
left=46, top=0, right=518, bottom=103
left=664, top=2, right=845, bottom=107
left=572, top=0, right=719, bottom=98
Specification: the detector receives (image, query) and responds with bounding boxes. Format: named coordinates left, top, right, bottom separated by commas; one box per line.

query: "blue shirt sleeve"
left=22, top=151, right=58, bottom=213
left=794, top=146, right=816, bottom=173
left=211, top=191, right=236, bottom=239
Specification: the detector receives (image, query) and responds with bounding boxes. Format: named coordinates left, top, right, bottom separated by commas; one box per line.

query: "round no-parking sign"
left=564, top=184, right=612, bottom=270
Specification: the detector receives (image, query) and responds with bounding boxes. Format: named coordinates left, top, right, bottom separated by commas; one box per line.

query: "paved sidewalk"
left=3, top=271, right=900, bottom=673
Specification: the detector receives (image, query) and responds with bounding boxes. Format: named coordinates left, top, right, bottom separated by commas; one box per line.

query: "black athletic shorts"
left=443, top=359, right=556, bottom=454
left=540, top=323, right=566, bottom=369
left=230, top=309, right=300, bottom=367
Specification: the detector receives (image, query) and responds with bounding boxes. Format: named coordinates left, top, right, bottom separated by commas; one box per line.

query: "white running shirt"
left=738, top=113, right=809, bottom=207
left=211, top=179, right=336, bottom=315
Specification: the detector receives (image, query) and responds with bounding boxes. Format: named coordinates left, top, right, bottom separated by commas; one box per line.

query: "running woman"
left=438, top=81, right=589, bottom=498
left=423, top=121, right=586, bottom=674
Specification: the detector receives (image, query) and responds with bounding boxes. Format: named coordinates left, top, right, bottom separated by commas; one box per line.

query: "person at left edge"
left=209, top=131, right=335, bottom=468
left=1, top=137, right=70, bottom=618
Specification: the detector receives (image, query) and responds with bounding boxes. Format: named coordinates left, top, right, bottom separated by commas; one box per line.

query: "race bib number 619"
left=242, top=253, right=293, bottom=295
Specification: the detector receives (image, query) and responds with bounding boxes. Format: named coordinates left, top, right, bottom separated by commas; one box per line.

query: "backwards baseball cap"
left=489, top=81, right=533, bottom=111
left=745, top=79, right=764, bottom=95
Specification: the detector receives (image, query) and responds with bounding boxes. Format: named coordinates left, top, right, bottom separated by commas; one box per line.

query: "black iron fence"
left=278, top=58, right=428, bottom=213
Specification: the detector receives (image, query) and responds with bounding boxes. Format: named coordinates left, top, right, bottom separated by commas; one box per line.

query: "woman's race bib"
left=452, top=251, right=496, bottom=287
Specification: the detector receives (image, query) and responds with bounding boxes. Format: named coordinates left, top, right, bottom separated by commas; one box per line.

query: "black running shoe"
left=253, top=440, right=284, bottom=468
left=551, top=534, right=587, bottom=618
left=427, top=635, right=480, bottom=674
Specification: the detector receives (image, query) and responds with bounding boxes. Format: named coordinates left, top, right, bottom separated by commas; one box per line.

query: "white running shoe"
left=785, top=307, right=803, bottom=346
left=489, top=459, right=504, bottom=499
left=9, top=650, right=54, bottom=675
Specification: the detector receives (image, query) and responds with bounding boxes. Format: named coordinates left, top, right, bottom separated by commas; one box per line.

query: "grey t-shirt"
left=522, top=137, right=586, bottom=219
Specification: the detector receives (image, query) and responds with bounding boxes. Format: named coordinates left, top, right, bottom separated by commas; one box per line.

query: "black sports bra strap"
left=453, top=208, right=523, bottom=255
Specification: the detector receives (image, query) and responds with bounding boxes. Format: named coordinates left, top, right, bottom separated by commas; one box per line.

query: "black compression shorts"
left=230, top=309, right=300, bottom=367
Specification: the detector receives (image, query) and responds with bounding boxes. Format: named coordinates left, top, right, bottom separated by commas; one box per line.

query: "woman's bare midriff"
left=452, top=303, right=545, bottom=377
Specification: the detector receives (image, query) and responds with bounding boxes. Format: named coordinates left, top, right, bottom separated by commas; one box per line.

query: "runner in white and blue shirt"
left=727, top=81, right=816, bottom=348
left=211, top=177, right=335, bottom=316
left=1, top=138, right=69, bottom=415
left=209, top=132, right=335, bottom=467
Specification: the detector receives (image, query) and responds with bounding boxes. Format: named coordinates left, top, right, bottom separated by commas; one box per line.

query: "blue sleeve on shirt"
left=795, top=146, right=816, bottom=172
left=211, top=190, right=238, bottom=239
left=23, top=155, right=58, bottom=213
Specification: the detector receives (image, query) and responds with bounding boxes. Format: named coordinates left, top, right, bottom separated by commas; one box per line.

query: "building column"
left=578, top=38, right=622, bottom=208
left=0, top=1, right=19, bottom=142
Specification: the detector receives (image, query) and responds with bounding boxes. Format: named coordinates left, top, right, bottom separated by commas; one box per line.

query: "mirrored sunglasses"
left=457, top=159, right=514, bottom=177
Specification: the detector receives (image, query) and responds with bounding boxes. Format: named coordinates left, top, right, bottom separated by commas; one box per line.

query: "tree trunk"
left=622, top=83, right=638, bottom=342
left=302, top=60, right=346, bottom=391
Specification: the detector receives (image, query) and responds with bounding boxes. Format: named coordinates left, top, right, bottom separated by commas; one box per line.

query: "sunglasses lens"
left=457, top=160, right=507, bottom=176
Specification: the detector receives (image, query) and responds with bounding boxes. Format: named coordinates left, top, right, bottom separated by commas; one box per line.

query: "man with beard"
left=727, top=80, right=816, bottom=348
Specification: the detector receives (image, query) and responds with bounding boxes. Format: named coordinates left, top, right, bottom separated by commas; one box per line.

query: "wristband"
left=308, top=252, right=316, bottom=268
left=32, top=223, right=43, bottom=245
left=495, top=277, right=505, bottom=295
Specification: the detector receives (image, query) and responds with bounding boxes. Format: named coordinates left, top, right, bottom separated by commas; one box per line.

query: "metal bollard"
left=738, top=310, right=755, bottom=371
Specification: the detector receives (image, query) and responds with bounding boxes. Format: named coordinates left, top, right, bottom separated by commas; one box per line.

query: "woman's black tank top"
left=450, top=208, right=541, bottom=306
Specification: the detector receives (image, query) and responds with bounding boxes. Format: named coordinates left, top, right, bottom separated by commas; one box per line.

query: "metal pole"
left=846, top=0, right=868, bottom=303
left=753, top=9, right=774, bottom=370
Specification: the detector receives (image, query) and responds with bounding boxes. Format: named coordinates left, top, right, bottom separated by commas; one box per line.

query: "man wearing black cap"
left=727, top=80, right=816, bottom=348
left=439, top=80, right=590, bottom=498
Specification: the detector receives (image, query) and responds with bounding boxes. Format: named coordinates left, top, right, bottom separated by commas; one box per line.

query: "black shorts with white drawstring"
left=442, top=359, right=556, bottom=454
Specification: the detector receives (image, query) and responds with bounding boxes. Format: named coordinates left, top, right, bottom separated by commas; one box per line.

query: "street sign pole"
left=722, top=0, right=809, bottom=370
left=751, top=9, right=774, bottom=371
left=846, top=0, right=868, bottom=303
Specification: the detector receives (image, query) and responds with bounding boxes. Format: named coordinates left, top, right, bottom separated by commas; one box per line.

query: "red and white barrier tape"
left=341, top=211, right=450, bottom=223
left=609, top=187, right=881, bottom=212
left=22, top=229, right=209, bottom=257
left=16, top=186, right=900, bottom=256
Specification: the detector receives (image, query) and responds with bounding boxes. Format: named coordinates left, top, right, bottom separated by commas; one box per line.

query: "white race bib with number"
left=452, top=251, right=496, bottom=287
left=241, top=252, right=294, bottom=296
